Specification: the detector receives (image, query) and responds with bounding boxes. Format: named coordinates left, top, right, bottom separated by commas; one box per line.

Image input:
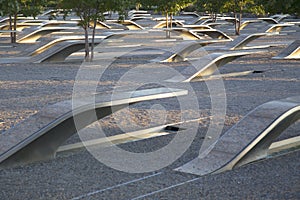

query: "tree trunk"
left=237, top=11, right=242, bottom=35
left=234, top=13, right=238, bottom=35
left=91, top=19, right=97, bottom=62
left=166, top=12, right=168, bottom=29
left=166, top=12, right=170, bottom=38
left=9, top=15, right=13, bottom=43
left=84, top=26, right=90, bottom=62
left=170, top=13, right=173, bottom=38
left=211, top=12, right=216, bottom=22
left=13, top=13, right=17, bottom=43
left=234, top=0, right=238, bottom=35
left=170, top=13, right=173, bottom=29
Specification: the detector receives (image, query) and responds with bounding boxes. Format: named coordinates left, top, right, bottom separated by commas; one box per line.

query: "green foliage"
left=0, top=0, right=46, bottom=43
left=221, top=0, right=265, bottom=15
left=61, top=0, right=121, bottom=25
left=196, top=0, right=298, bottom=15
left=59, top=0, right=124, bottom=61
left=0, top=0, right=46, bottom=17
left=22, top=0, right=47, bottom=17
left=0, top=0, right=20, bottom=16
left=45, top=0, right=60, bottom=8
left=260, top=0, right=299, bottom=15
left=115, top=0, right=134, bottom=20
left=196, top=0, right=224, bottom=14
left=141, top=0, right=194, bottom=15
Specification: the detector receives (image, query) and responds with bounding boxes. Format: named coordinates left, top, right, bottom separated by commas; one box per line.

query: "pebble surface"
left=0, top=21, right=299, bottom=199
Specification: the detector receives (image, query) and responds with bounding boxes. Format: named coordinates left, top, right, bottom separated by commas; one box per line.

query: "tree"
left=260, top=0, right=299, bottom=15
left=0, top=0, right=45, bottom=43
left=141, top=0, right=194, bottom=37
left=0, top=0, right=18, bottom=43
left=195, top=0, right=225, bottom=21
left=223, top=0, right=265, bottom=35
left=90, top=0, right=119, bottom=61
left=61, top=0, right=94, bottom=61
left=195, top=0, right=266, bottom=35
left=116, top=0, right=134, bottom=21
left=60, top=0, right=121, bottom=61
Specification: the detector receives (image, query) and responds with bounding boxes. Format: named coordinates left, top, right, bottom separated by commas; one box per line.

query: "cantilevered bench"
left=194, top=18, right=214, bottom=25
left=30, top=31, right=149, bottom=63
left=30, top=40, right=103, bottom=62
left=239, top=19, right=262, bottom=30
left=0, top=23, right=40, bottom=31
left=258, top=17, right=279, bottom=24
left=0, top=17, right=10, bottom=24
left=0, top=30, right=17, bottom=34
left=205, top=22, right=231, bottom=28
left=181, top=12, right=200, bottom=18
left=166, top=28, right=203, bottom=40
left=129, top=12, right=151, bottom=17
left=40, top=9, right=61, bottom=16
left=128, top=10, right=149, bottom=16
left=152, top=33, right=269, bottom=63
left=39, top=20, right=79, bottom=28
left=151, top=40, right=230, bottom=62
left=264, top=23, right=294, bottom=33
left=130, top=16, right=153, bottom=21
left=176, top=96, right=300, bottom=175
left=196, top=17, right=235, bottom=25
left=224, top=32, right=273, bottom=50
left=29, top=36, right=104, bottom=56
left=258, top=15, right=290, bottom=25
left=166, top=51, right=260, bottom=82
left=108, top=20, right=145, bottom=30
left=18, top=19, right=48, bottom=24
left=0, top=31, right=148, bottom=63
left=0, top=88, right=187, bottom=168
left=17, top=27, right=80, bottom=43
left=153, top=21, right=185, bottom=29
left=270, top=14, right=290, bottom=23
left=192, top=29, right=233, bottom=40
left=0, top=16, right=33, bottom=24
left=272, top=40, right=300, bottom=59
left=166, top=27, right=233, bottom=41
left=36, top=20, right=111, bottom=29
left=181, top=24, right=212, bottom=30
left=29, top=30, right=129, bottom=56
left=91, top=21, right=112, bottom=29
left=191, top=16, right=210, bottom=24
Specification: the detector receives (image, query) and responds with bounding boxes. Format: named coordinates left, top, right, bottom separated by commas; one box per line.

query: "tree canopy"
left=141, top=0, right=194, bottom=15
left=0, top=0, right=46, bottom=43
left=0, top=0, right=46, bottom=18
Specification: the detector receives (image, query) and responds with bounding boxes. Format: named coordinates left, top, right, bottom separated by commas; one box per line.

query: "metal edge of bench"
left=0, top=88, right=187, bottom=168
left=175, top=96, right=300, bottom=176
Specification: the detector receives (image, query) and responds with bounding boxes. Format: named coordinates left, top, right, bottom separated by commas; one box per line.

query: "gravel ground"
left=0, top=22, right=299, bottom=199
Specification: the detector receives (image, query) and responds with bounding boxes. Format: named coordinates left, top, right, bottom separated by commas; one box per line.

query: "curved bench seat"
left=273, top=40, right=300, bottom=59
left=17, top=27, right=80, bottom=43
left=166, top=51, right=262, bottom=82
left=176, top=96, right=300, bottom=175
left=0, top=88, right=187, bottom=168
